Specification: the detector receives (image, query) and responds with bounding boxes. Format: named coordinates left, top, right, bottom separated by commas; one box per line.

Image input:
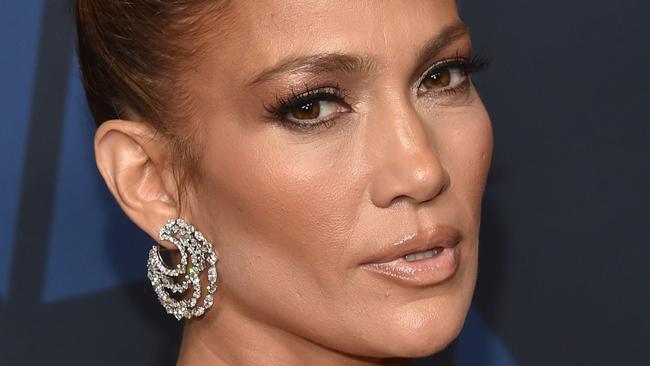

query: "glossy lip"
left=359, top=225, right=462, bottom=287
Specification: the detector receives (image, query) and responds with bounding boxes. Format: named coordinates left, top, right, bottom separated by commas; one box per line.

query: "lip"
left=360, top=225, right=462, bottom=287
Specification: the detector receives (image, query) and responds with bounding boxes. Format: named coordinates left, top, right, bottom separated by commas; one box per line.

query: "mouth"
left=359, top=225, right=462, bottom=287
left=403, top=247, right=444, bottom=262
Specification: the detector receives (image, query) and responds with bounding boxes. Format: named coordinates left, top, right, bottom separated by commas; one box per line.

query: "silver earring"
left=147, top=218, right=218, bottom=320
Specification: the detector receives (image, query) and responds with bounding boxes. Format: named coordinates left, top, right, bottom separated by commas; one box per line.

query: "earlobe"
left=94, top=119, right=179, bottom=247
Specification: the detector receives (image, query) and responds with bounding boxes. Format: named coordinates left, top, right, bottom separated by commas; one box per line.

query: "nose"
left=368, top=97, right=449, bottom=208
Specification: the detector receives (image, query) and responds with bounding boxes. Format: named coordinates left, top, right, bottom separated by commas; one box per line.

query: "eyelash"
left=263, top=83, right=351, bottom=131
left=264, top=53, right=490, bottom=131
left=418, top=53, right=490, bottom=97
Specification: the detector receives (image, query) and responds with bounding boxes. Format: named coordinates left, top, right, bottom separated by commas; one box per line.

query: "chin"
left=372, top=264, right=476, bottom=358
left=388, top=300, right=471, bottom=358
left=404, top=317, right=466, bottom=357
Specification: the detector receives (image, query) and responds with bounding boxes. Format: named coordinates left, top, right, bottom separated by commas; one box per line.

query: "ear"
left=94, top=119, right=179, bottom=248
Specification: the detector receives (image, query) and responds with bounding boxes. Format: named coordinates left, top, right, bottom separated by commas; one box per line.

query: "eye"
left=286, top=99, right=342, bottom=123
left=417, top=62, right=468, bottom=96
left=265, top=86, right=352, bottom=130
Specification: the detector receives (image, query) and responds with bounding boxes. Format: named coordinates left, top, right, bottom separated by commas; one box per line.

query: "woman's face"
left=185, top=0, right=492, bottom=358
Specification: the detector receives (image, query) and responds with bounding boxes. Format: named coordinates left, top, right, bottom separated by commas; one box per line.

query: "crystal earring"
left=147, top=218, right=218, bottom=320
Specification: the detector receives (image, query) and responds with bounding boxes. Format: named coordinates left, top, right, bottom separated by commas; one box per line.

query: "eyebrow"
left=248, top=53, right=377, bottom=86
left=247, top=22, right=469, bottom=87
left=413, top=22, right=469, bottom=72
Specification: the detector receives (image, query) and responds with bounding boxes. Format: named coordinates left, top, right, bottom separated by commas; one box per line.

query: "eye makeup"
left=263, top=52, right=490, bottom=132
left=263, top=83, right=353, bottom=131
left=416, top=53, right=490, bottom=98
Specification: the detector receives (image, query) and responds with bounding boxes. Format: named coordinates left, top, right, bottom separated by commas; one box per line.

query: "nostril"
left=390, top=194, right=416, bottom=207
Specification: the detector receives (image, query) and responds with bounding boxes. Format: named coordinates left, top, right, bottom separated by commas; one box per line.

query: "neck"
left=176, top=301, right=411, bottom=366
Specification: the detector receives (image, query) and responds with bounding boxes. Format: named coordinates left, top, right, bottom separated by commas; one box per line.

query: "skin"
left=94, top=0, right=493, bottom=365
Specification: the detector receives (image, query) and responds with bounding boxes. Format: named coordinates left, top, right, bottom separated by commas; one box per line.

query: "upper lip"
left=361, top=225, right=462, bottom=264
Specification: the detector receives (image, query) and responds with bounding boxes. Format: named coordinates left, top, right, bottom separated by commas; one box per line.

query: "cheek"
left=230, top=143, right=361, bottom=253
left=194, top=126, right=365, bottom=304
left=437, top=100, right=493, bottom=226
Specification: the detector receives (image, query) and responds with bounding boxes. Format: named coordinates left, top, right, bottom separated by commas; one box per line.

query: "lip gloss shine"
left=360, top=225, right=462, bottom=287
left=361, top=246, right=460, bottom=286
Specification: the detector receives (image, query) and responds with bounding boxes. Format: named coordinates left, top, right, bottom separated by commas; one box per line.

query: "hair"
left=75, top=0, right=231, bottom=205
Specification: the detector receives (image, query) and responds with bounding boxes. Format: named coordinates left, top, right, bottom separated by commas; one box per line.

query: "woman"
left=75, top=0, right=493, bottom=364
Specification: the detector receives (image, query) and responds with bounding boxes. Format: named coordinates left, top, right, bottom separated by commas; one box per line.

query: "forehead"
left=203, top=0, right=461, bottom=80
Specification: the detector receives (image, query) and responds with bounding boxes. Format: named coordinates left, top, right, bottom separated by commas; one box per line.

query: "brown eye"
left=417, top=64, right=467, bottom=95
left=291, top=101, right=321, bottom=120
left=422, top=69, right=452, bottom=89
left=284, top=99, right=341, bottom=123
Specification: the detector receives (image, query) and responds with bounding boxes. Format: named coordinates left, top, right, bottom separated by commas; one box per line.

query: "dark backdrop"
left=1, top=1, right=648, bottom=365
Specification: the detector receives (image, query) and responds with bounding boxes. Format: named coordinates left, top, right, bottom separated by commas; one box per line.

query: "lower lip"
left=360, top=246, right=460, bottom=287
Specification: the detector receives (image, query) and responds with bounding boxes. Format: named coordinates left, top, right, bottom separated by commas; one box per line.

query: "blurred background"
left=1, top=0, right=648, bottom=365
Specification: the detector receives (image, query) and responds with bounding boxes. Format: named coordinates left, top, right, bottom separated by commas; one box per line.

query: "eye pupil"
left=292, top=101, right=321, bottom=120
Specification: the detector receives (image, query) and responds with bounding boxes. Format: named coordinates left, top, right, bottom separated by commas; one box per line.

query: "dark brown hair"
left=75, top=0, right=230, bottom=202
